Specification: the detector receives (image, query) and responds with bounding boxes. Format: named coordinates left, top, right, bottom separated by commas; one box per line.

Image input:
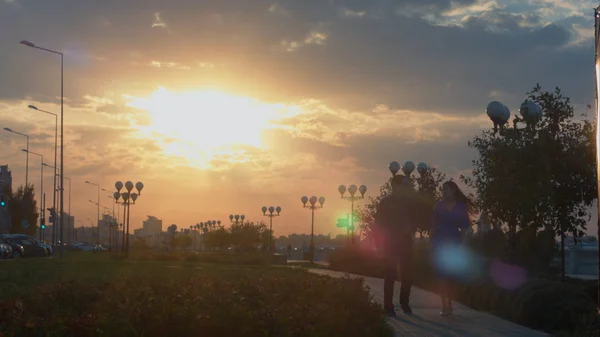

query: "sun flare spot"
left=124, top=87, right=301, bottom=168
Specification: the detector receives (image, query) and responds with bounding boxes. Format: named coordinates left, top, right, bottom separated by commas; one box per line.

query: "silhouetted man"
left=373, top=174, right=416, bottom=316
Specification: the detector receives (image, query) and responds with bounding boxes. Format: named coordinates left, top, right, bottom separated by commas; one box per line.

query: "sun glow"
left=125, top=87, right=301, bottom=167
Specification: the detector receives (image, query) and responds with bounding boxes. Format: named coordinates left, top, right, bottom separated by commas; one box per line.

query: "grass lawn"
left=0, top=252, right=393, bottom=337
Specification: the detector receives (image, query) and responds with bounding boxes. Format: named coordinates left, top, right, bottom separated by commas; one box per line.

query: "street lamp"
left=103, top=188, right=117, bottom=222
left=61, top=175, right=71, bottom=244
left=53, top=172, right=71, bottom=245
left=20, top=39, right=65, bottom=258
left=28, top=104, right=58, bottom=242
left=4, top=128, right=29, bottom=187
left=229, top=214, right=245, bottom=225
left=85, top=181, right=101, bottom=245
left=485, top=100, right=543, bottom=266
left=262, top=206, right=281, bottom=253
left=338, top=184, right=367, bottom=244
left=113, top=181, right=144, bottom=257
left=301, top=195, right=326, bottom=264
left=22, top=149, right=44, bottom=238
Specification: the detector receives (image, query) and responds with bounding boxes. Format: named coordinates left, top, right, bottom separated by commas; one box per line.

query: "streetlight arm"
left=22, top=149, right=43, bottom=157
left=20, top=41, right=63, bottom=56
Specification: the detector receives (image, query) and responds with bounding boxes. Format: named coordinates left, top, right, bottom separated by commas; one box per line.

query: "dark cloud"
left=0, top=0, right=591, bottom=116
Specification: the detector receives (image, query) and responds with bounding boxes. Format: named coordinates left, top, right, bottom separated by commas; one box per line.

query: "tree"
left=229, top=221, right=266, bottom=253
left=133, top=237, right=149, bottom=251
left=461, top=84, right=596, bottom=268
left=356, top=167, right=447, bottom=241
left=3, top=184, right=39, bottom=236
left=204, top=227, right=230, bottom=250
left=174, top=234, right=193, bottom=252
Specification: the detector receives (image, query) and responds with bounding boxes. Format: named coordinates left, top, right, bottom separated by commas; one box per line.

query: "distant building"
left=97, top=214, right=116, bottom=246
left=0, top=165, right=12, bottom=233
left=143, top=215, right=163, bottom=235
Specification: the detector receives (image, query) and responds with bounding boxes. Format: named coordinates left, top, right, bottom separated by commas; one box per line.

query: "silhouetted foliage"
left=3, top=184, right=39, bottom=236
left=173, top=234, right=193, bottom=251
left=133, top=237, right=149, bottom=251
left=204, top=226, right=230, bottom=250
left=229, top=221, right=267, bottom=253
left=461, top=84, right=596, bottom=238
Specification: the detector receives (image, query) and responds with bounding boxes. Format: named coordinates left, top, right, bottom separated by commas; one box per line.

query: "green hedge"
left=327, top=245, right=596, bottom=335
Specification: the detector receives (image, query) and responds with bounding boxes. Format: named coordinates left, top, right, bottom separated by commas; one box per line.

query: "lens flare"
left=490, top=259, right=527, bottom=290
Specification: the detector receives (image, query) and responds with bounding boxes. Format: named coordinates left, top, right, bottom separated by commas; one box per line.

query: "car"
left=38, top=241, right=53, bottom=256
left=73, top=242, right=96, bottom=252
left=94, top=245, right=107, bottom=252
left=0, top=236, right=24, bottom=259
left=2, top=234, right=49, bottom=258
left=0, top=238, right=12, bottom=259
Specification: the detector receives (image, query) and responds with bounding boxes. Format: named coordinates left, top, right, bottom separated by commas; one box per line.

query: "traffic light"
left=47, top=208, right=55, bottom=223
left=0, top=195, right=5, bottom=207
left=40, top=219, right=46, bottom=230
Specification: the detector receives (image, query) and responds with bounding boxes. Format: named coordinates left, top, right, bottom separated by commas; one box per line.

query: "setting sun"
left=124, top=87, right=302, bottom=167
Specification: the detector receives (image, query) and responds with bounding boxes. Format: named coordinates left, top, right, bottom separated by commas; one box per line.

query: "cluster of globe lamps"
left=486, top=99, right=543, bottom=133
left=262, top=206, right=282, bottom=253
left=113, top=180, right=144, bottom=257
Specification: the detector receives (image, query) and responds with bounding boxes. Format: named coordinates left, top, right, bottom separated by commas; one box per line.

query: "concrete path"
left=308, top=269, right=549, bottom=337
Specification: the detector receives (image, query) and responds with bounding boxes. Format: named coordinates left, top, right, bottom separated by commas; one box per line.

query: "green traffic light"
left=0, top=201, right=5, bottom=207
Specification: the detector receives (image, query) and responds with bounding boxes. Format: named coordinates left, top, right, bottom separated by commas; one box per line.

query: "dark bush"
left=0, top=269, right=393, bottom=337
left=118, top=252, right=274, bottom=265
left=328, top=246, right=384, bottom=278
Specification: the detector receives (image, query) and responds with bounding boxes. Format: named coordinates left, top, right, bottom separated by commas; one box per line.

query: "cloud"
left=0, top=0, right=597, bottom=235
left=152, top=12, right=167, bottom=28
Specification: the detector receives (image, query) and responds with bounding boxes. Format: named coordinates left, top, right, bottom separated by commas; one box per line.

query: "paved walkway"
left=308, top=269, right=549, bottom=337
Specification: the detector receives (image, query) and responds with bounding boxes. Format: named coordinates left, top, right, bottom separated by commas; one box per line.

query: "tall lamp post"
left=57, top=173, right=71, bottom=244
left=338, top=184, right=367, bottom=244
left=53, top=172, right=71, bottom=245
left=22, top=149, right=44, bottom=234
left=485, top=100, right=543, bottom=267
left=261, top=206, right=281, bottom=253
left=301, top=196, right=325, bottom=264
left=20, top=39, right=65, bottom=258
left=28, top=104, right=57, bottom=244
left=114, top=181, right=144, bottom=257
left=4, top=128, right=29, bottom=187
left=85, top=181, right=100, bottom=245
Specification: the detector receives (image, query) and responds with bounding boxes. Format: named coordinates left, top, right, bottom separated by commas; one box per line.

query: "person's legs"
left=398, top=247, right=413, bottom=314
left=383, top=254, right=397, bottom=314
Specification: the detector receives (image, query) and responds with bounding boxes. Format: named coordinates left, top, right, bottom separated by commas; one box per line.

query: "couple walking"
left=373, top=174, right=477, bottom=317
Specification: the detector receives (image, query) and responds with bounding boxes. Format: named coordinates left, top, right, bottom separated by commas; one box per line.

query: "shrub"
left=118, top=252, right=273, bottom=265
left=0, top=269, right=393, bottom=337
left=328, top=246, right=384, bottom=278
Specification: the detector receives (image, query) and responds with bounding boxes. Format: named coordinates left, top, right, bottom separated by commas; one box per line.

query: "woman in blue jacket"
left=430, top=180, right=477, bottom=316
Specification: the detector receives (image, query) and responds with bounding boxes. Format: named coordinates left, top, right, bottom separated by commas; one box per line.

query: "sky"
left=0, top=0, right=596, bottom=236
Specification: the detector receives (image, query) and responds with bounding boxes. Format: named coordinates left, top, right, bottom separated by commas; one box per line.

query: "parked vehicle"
left=0, top=236, right=24, bottom=258
left=0, top=238, right=12, bottom=259
left=73, top=242, right=96, bottom=252
left=1, top=234, right=49, bottom=258
left=94, top=245, right=107, bottom=252
left=38, top=241, right=53, bottom=256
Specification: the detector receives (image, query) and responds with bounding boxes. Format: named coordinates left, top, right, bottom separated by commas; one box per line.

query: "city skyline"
left=0, top=0, right=596, bottom=236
